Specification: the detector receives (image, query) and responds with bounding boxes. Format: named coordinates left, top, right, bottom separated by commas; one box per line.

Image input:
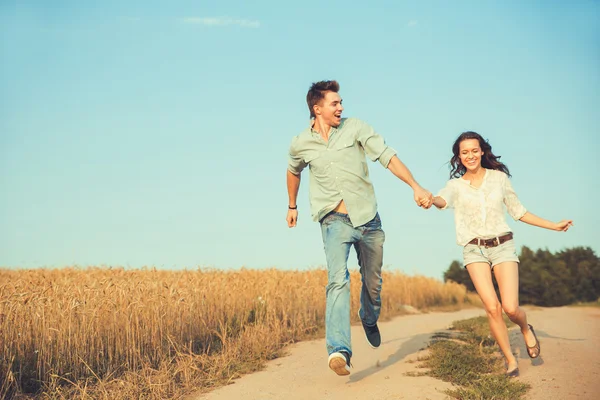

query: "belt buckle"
left=492, top=237, right=500, bottom=247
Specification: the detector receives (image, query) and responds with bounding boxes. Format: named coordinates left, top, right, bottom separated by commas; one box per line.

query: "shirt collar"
left=309, top=118, right=344, bottom=136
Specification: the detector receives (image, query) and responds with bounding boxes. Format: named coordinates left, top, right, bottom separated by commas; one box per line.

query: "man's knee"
left=327, top=275, right=349, bottom=293
left=327, top=265, right=349, bottom=286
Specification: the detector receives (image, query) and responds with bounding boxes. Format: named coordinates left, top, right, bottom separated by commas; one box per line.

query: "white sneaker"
left=328, top=351, right=351, bottom=376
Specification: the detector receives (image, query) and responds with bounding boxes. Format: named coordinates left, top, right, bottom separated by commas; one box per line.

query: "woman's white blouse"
left=437, top=169, right=527, bottom=246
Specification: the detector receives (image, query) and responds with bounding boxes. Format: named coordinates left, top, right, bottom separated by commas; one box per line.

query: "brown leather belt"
left=468, top=232, right=513, bottom=248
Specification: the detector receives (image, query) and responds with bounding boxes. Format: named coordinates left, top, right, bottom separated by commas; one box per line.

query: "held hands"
left=554, top=220, right=574, bottom=232
left=414, top=187, right=433, bottom=209
left=286, top=209, right=298, bottom=228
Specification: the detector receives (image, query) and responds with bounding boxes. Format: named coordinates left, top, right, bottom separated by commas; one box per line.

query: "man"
left=286, top=80, right=432, bottom=376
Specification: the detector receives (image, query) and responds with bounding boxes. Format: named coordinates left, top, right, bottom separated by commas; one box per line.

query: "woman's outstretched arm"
left=519, top=212, right=573, bottom=231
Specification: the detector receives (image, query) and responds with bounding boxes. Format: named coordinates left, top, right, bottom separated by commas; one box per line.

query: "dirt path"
left=191, top=306, right=600, bottom=400
left=510, top=306, right=600, bottom=400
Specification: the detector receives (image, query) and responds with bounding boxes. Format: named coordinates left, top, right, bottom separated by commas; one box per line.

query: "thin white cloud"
left=407, top=20, right=418, bottom=27
left=182, top=17, right=260, bottom=28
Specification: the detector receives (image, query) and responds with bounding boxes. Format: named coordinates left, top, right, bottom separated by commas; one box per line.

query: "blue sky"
left=1, top=1, right=598, bottom=279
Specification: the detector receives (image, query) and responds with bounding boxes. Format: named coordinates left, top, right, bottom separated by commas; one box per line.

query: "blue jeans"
left=320, top=212, right=385, bottom=357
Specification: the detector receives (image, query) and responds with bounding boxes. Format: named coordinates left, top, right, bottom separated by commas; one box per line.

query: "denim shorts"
left=463, top=239, right=520, bottom=269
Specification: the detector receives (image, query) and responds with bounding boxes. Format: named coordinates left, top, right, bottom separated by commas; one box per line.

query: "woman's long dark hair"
left=449, top=131, right=511, bottom=178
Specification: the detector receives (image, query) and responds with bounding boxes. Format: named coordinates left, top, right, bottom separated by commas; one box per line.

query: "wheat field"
left=0, top=267, right=478, bottom=399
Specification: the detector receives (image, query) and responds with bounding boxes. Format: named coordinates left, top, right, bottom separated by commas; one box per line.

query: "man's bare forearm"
left=287, top=170, right=301, bottom=207
left=386, top=155, right=420, bottom=189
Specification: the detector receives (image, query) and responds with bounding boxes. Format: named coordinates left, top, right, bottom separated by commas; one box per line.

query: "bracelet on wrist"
left=288, top=205, right=297, bottom=210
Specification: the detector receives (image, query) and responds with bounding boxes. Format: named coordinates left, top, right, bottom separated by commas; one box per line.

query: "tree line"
left=443, top=246, right=600, bottom=307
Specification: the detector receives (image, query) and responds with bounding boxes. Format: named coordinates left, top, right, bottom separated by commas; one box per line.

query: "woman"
left=432, top=131, right=573, bottom=377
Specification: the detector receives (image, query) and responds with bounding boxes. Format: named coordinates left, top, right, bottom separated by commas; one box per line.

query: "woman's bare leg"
left=467, top=262, right=518, bottom=370
left=493, top=261, right=538, bottom=355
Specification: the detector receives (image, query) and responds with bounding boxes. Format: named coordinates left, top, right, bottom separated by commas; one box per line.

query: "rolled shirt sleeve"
left=436, top=181, right=456, bottom=210
left=355, top=119, right=397, bottom=168
left=287, top=136, right=307, bottom=176
left=503, top=174, right=527, bottom=220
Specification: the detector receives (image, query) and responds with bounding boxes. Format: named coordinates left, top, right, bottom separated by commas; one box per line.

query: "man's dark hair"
left=306, top=80, right=340, bottom=118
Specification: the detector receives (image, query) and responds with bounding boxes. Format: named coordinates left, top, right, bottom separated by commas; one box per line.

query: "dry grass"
left=0, top=267, right=479, bottom=399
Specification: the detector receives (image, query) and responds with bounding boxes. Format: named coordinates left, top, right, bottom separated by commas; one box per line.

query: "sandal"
left=526, top=324, right=541, bottom=359
left=506, top=367, right=520, bottom=378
